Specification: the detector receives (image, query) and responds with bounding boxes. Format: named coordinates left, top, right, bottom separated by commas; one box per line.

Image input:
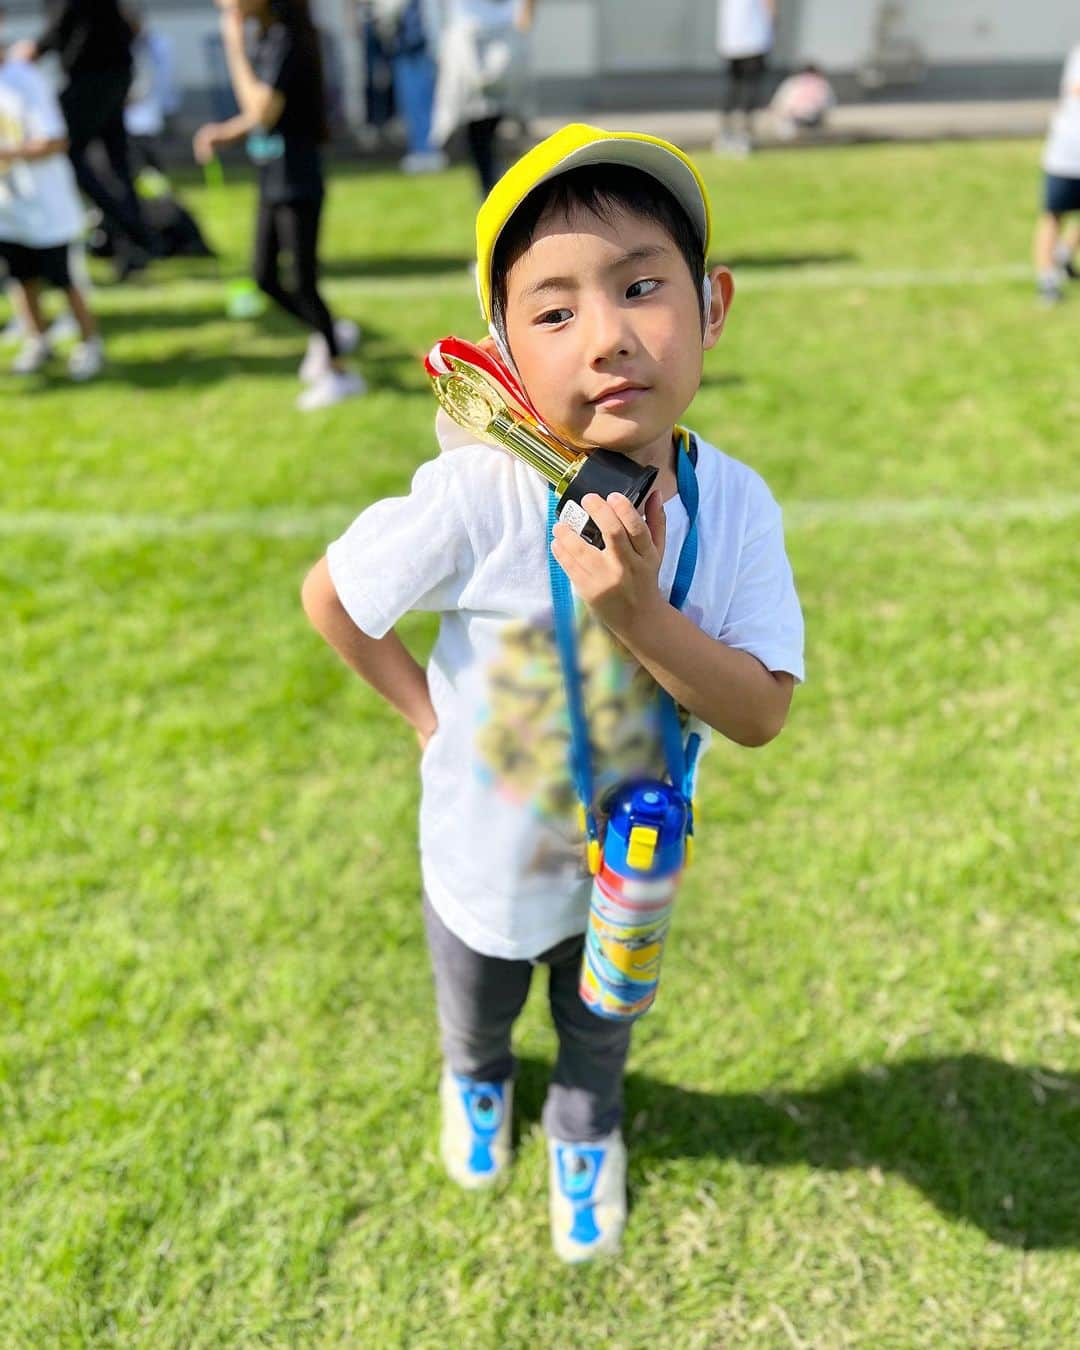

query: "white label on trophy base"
left=559, top=499, right=590, bottom=535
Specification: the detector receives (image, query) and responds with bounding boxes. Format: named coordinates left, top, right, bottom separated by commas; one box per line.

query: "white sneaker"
left=1, top=314, right=25, bottom=346
left=299, top=333, right=331, bottom=384
left=48, top=312, right=81, bottom=344
left=68, top=338, right=104, bottom=382
left=298, top=321, right=362, bottom=383
left=440, top=1067, right=513, bottom=1188
left=400, top=149, right=449, bottom=175
left=296, top=369, right=366, bottom=411
left=548, top=1130, right=627, bottom=1263
left=334, top=317, right=361, bottom=355
left=12, top=337, right=51, bottom=374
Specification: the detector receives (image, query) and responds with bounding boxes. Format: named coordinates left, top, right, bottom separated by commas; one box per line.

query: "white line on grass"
left=2, top=495, right=1077, bottom=539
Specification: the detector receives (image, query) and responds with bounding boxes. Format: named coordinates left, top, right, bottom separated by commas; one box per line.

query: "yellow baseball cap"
left=475, top=122, right=712, bottom=324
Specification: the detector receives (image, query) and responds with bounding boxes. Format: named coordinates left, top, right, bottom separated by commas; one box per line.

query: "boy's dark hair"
left=490, top=163, right=707, bottom=344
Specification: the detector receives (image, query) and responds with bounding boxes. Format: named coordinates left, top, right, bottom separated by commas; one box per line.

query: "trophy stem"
left=491, top=412, right=582, bottom=496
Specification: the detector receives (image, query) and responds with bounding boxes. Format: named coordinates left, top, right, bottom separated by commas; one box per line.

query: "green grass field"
left=2, top=137, right=1078, bottom=1346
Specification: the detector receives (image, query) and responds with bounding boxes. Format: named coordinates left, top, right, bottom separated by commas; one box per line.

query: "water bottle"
left=579, top=780, right=689, bottom=1021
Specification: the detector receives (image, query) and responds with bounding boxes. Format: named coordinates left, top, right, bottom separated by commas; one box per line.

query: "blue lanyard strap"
left=547, top=431, right=701, bottom=851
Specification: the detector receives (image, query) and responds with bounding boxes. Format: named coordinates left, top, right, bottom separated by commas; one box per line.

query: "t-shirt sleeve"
left=717, top=490, right=806, bottom=682
left=325, top=455, right=475, bottom=639
left=254, top=23, right=300, bottom=95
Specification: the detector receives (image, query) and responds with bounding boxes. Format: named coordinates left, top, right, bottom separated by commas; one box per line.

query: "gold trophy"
left=425, top=336, right=657, bottom=549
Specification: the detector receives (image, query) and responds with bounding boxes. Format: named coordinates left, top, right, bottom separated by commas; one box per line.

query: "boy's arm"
left=301, top=557, right=438, bottom=747
left=0, top=135, right=69, bottom=161
left=551, top=492, right=795, bottom=748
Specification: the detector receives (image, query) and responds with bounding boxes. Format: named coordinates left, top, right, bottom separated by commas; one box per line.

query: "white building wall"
left=4, top=0, right=1073, bottom=114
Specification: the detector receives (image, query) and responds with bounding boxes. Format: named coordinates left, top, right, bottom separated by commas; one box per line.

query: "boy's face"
left=502, top=202, right=728, bottom=459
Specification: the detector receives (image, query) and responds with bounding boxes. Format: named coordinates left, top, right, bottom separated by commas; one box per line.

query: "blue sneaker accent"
left=554, top=1144, right=605, bottom=1245
left=454, top=1075, right=507, bottom=1177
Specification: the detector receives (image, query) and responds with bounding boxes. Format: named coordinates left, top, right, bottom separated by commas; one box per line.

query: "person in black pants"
left=12, top=0, right=156, bottom=279
left=194, top=0, right=362, bottom=411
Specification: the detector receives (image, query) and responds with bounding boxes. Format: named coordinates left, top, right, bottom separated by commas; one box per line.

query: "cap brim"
left=529, top=138, right=709, bottom=256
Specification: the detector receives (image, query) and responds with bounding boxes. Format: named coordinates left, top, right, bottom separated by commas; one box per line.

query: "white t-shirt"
left=0, top=61, right=83, bottom=249
left=1044, top=45, right=1080, bottom=178
left=717, top=0, right=774, bottom=59
left=327, top=419, right=805, bottom=960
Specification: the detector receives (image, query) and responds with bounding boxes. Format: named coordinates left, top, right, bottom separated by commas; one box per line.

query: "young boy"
left=0, top=44, right=102, bottom=379
left=302, top=124, right=805, bottom=1262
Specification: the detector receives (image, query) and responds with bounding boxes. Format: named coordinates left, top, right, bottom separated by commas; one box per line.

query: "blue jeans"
left=393, top=49, right=436, bottom=154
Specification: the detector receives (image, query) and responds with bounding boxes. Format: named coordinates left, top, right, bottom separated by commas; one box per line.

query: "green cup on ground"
left=202, top=158, right=267, bottom=320
left=225, top=278, right=266, bottom=319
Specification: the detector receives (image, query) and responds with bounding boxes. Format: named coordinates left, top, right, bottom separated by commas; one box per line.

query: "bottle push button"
left=626, top=825, right=659, bottom=871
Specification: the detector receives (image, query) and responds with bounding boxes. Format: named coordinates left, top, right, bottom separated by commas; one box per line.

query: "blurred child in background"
left=1035, top=42, right=1080, bottom=305
left=0, top=37, right=103, bottom=379
left=769, top=62, right=836, bottom=140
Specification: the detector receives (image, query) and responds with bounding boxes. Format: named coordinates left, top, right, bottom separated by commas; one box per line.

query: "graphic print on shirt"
left=474, top=599, right=686, bottom=868
left=0, top=103, right=27, bottom=199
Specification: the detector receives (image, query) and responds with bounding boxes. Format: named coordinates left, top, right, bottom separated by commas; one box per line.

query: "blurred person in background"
left=124, top=7, right=180, bottom=173
left=193, top=0, right=363, bottom=412
left=1034, top=41, right=1080, bottom=306
left=431, top=0, right=534, bottom=197
left=715, top=0, right=774, bottom=156
left=371, top=0, right=445, bottom=173
left=0, top=29, right=104, bottom=378
left=11, top=0, right=157, bottom=279
left=769, top=61, right=834, bottom=140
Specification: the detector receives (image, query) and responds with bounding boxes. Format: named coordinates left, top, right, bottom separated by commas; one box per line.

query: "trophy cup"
left=425, top=336, right=657, bottom=549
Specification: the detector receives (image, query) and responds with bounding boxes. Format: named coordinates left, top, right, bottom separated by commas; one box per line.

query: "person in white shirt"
left=301, top=125, right=804, bottom=1262
left=430, top=0, right=534, bottom=195
left=1034, top=43, right=1080, bottom=305
left=715, top=0, right=775, bottom=154
left=0, top=45, right=103, bottom=379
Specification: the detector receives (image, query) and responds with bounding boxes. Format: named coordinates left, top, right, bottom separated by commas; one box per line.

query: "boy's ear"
left=702, top=266, right=734, bottom=351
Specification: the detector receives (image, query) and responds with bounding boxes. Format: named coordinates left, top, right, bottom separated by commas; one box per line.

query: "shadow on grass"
left=516, top=1053, right=1080, bottom=1249
left=21, top=317, right=432, bottom=395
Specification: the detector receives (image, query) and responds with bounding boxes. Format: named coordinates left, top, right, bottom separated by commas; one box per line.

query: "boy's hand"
left=551, top=490, right=666, bottom=640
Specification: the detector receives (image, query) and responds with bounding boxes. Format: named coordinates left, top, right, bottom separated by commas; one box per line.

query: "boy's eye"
left=626, top=278, right=661, bottom=299
left=536, top=308, right=573, bottom=326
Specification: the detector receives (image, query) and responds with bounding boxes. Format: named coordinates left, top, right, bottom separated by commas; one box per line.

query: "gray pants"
left=423, top=895, right=633, bottom=1141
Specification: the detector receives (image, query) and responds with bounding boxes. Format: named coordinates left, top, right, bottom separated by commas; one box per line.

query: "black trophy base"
left=556, top=449, right=658, bottom=549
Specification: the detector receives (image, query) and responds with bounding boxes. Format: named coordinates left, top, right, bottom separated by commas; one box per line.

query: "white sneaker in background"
left=548, top=1130, right=627, bottom=1263
left=48, top=312, right=81, bottom=344
left=299, top=333, right=331, bottom=384
left=68, top=338, right=104, bottom=382
left=1, top=314, right=25, bottom=346
left=400, top=150, right=449, bottom=175
left=334, top=317, right=361, bottom=355
left=439, top=1067, right=513, bottom=1189
left=299, top=321, right=363, bottom=384
left=296, top=368, right=366, bottom=411
left=12, top=336, right=51, bottom=374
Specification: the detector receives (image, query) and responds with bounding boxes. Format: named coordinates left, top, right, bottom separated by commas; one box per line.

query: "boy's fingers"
left=605, top=492, right=654, bottom=555
left=551, top=522, right=597, bottom=576
left=581, top=494, right=634, bottom=558
left=644, top=490, right=666, bottom=555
